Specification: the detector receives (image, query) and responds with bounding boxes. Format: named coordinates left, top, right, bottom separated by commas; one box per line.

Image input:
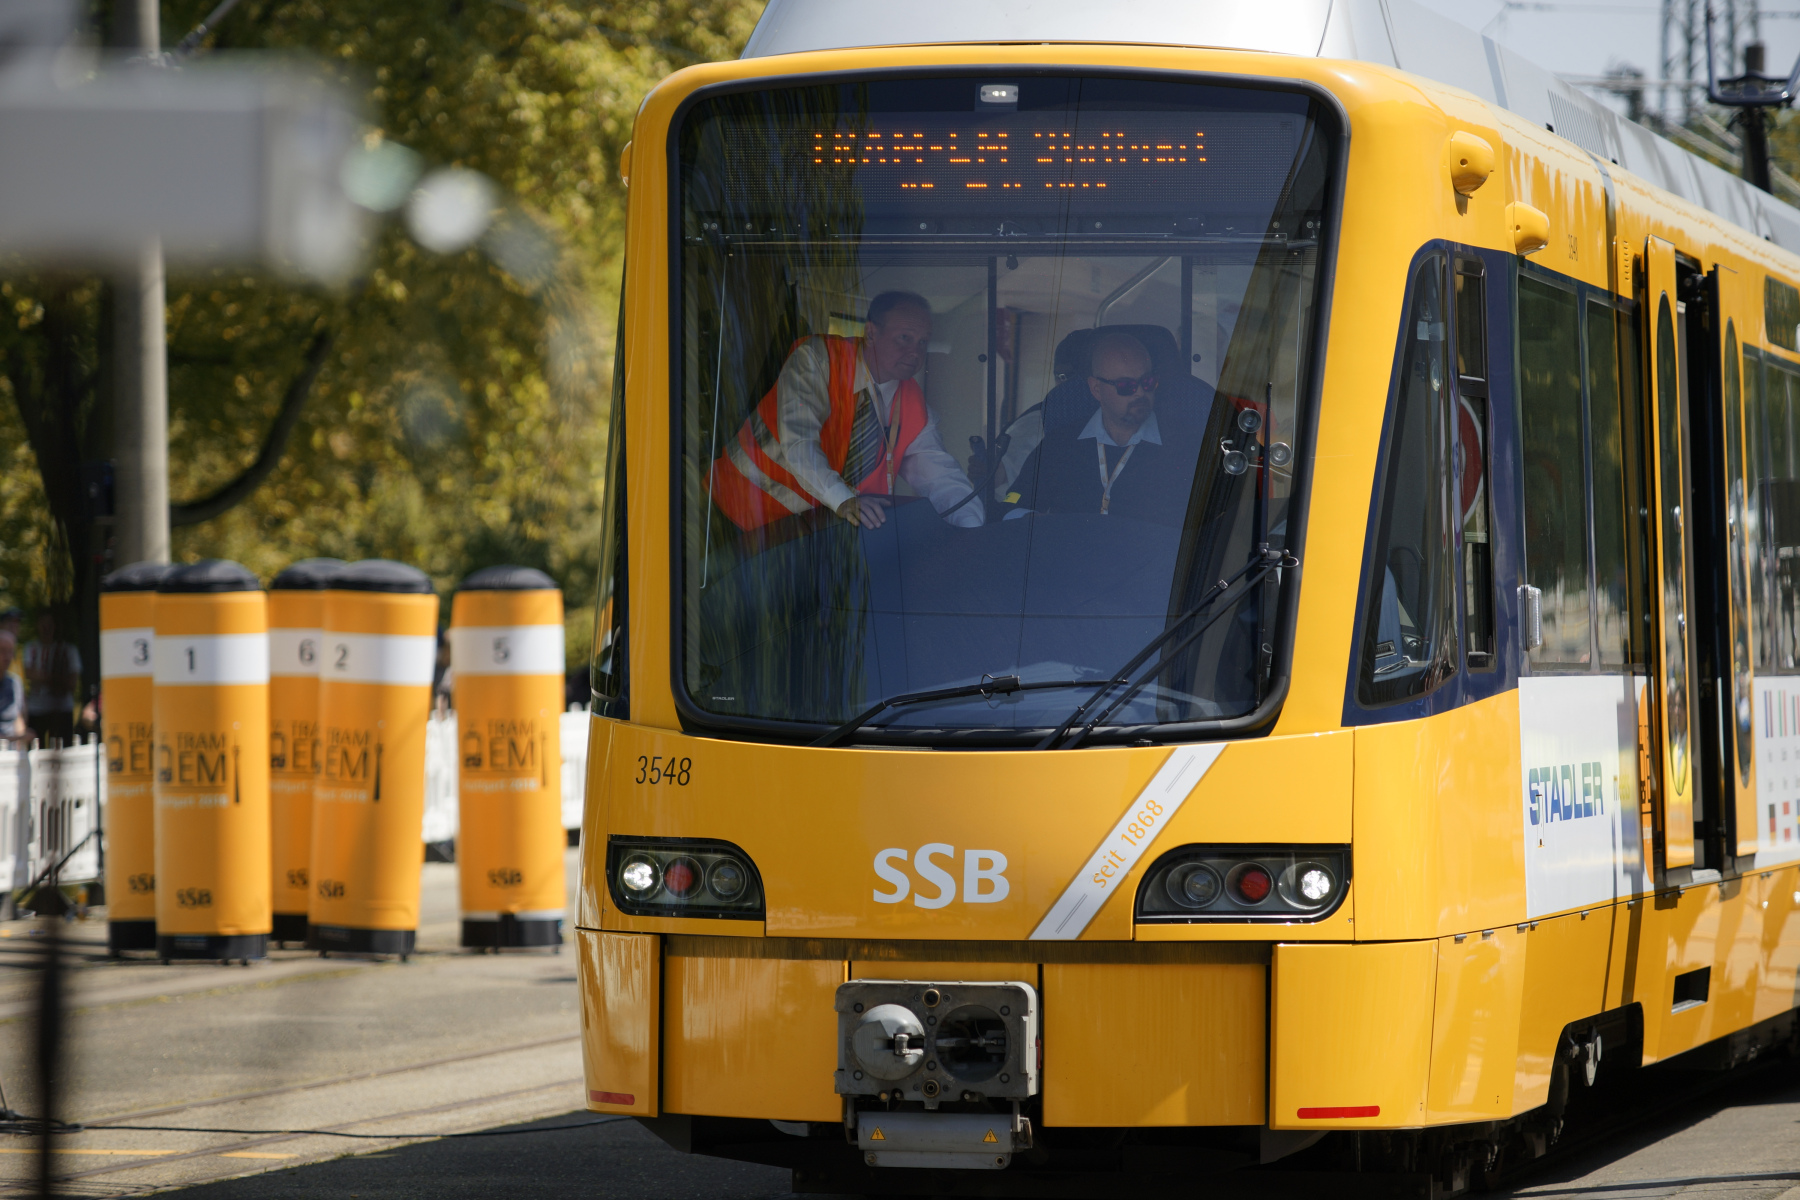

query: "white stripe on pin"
left=450, top=625, right=565, bottom=677
left=269, top=628, right=324, bottom=677
left=100, top=628, right=155, bottom=679
left=154, top=633, right=271, bottom=686
left=319, top=633, right=436, bottom=686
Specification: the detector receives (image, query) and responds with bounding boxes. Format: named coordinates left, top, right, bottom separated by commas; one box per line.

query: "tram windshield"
left=675, top=74, right=1335, bottom=741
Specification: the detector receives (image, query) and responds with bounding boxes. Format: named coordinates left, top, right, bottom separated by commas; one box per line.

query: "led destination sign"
left=714, top=112, right=1305, bottom=209
left=814, top=125, right=1205, bottom=196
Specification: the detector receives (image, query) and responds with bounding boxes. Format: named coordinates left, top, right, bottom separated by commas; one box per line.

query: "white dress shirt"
left=772, top=337, right=985, bottom=528
left=1078, top=409, right=1163, bottom=448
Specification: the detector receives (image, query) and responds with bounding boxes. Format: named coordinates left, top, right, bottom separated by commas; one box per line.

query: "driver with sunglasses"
left=1002, top=330, right=1199, bottom=524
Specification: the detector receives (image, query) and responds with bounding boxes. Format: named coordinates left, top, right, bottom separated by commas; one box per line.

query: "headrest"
left=1052, top=325, right=1186, bottom=382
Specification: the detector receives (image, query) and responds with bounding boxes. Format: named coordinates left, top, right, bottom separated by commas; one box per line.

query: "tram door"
left=1689, top=264, right=1761, bottom=865
left=1644, top=237, right=1698, bottom=871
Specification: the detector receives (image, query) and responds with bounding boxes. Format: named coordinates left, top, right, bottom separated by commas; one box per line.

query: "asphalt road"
left=0, top=854, right=591, bottom=1196
left=160, top=1055, right=1800, bottom=1200
left=163, top=1113, right=795, bottom=1200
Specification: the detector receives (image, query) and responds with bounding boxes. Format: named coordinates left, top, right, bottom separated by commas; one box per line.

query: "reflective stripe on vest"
left=709, top=334, right=927, bottom=531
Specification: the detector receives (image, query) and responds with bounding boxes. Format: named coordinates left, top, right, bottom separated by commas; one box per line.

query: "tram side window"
left=1767, top=275, right=1800, bottom=352
left=1758, top=356, right=1800, bottom=670
left=1455, top=259, right=1495, bottom=670
left=1746, top=351, right=1769, bottom=671
left=1359, top=256, right=1458, bottom=704
left=590, top=300, right=629, bottom=715
left=1588, top=300, right=1634, bottom=667
left=1518, top=275, right=1591, bottom=667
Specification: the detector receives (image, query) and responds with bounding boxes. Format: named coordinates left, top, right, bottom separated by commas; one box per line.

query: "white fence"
left=423, top=709, right=460, bottom=847
left=0, top=708, right=592, bottom=896
left=0, top=737, right=105, bottom=892
left=423, top=706, right=590, bottom=849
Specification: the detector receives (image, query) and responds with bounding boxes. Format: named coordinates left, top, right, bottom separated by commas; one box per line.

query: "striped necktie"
left=842, top=388, right=887, bottom=491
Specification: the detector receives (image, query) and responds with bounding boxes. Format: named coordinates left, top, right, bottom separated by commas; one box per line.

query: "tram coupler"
left=834, top=980, right=1038, bottom=1112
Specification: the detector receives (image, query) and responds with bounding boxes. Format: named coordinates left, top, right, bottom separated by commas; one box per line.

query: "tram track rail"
left=0, top=1032, right=587, bottom=1194
left=72, top=1031, right=579, bottom=1128
left=0, top=1076, right=587, bottom=1192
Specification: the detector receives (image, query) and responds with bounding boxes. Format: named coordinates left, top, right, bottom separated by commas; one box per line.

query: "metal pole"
left=1684, top=0, right=1701, bottom=124
left=1662, top=0, right=1677, bottom=121
left=1741, top=44, right=1774, bottom=192
left=1726, top=0, right=1740, bottom=84
left=35, top=918, right=60, bottom=1199
left=35, top=741, right=66, bottom=1199
left=111, top=0, right=170, bottom=567
left=986, top=257, right=998, bottom=468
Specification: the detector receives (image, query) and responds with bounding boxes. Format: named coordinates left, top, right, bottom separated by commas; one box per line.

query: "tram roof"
left=743, top=0, right=1800, bottom=255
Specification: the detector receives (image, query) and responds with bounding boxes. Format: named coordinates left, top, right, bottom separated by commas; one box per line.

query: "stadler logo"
left=1528, top=761, right=1607, bottom=825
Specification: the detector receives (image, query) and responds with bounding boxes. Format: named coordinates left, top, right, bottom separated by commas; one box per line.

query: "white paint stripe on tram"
left=1028, top=743, right=1224, bottom=941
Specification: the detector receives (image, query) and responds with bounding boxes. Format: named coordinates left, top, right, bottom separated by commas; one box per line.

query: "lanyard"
left=1095, top=438, right=1137, bottom=515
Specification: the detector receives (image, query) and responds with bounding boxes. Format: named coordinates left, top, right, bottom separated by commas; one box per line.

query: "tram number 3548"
left=635, top=756, right=692, bottom=785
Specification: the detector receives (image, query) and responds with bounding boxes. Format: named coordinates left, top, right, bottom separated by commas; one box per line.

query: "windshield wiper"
left=1039, top=381, right=1297, bottom=750
left=1035, top=547, right=1294, bottom=751
left=813, top=675, right=1104, bottom=748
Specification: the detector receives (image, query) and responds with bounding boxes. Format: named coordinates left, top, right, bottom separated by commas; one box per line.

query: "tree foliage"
left=0, top=1, right=762, bottom=635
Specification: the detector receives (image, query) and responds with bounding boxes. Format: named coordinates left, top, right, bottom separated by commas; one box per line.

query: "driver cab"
left=792, top=256, right=1222, bottom=513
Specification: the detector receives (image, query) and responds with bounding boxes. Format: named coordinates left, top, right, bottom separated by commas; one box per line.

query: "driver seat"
left=992, top=324, right=1215, bottom=497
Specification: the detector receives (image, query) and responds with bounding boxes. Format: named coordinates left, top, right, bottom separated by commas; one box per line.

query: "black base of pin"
left=461, top=916, right=564, bottom=949
left=158, top=933, right=269, bottom=961
left=108, top=920, right=157, bottom=954
left=271, top=912, right=310, bottom=943
left=306, top=925, right=416, bottom=958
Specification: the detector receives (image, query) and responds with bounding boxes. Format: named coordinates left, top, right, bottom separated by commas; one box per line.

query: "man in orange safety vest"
left=710, top=290, right=984, bottom=531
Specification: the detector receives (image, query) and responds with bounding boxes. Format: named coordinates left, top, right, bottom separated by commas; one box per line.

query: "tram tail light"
left=605, top=837, right=764, bottom=919
left=1136, top=846, right=1349, bottom=923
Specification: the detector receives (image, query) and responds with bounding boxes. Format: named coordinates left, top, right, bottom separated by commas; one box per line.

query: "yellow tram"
left=577, top=1, right=1800, bottom=1189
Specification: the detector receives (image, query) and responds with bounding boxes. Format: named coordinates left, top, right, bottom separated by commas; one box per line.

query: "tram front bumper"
left=581, top=931, right=1443, bottom=1131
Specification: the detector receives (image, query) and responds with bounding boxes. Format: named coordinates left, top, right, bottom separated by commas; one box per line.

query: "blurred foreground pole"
left=113, top=0, right=170, bottom=567
left=35, top=918, right=61, bottom=1199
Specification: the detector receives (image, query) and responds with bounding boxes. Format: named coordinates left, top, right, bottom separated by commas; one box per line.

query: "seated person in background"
left=710, top=290, right=983, bottom=531
left=0, top=632, right=23, bottom=740
left=1003, top=330, right=1200, bottom=524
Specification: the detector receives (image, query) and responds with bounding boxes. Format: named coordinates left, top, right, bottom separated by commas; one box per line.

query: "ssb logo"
left=872, top=844, right=1009, bottom=908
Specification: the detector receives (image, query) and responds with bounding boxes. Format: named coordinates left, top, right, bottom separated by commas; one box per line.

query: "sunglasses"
left=1093, top=373, right=1158, bottom=397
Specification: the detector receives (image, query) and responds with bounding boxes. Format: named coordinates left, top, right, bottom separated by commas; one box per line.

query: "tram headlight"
left=1136, top=846, right=1349, bottom=924
left=1167, top=862, right=1222, bottom=909
left=606, top=837, right=764, bottom=919
left=708, top=857, right=749, bottom=901
left=620, top=854, right=659, bottom=897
